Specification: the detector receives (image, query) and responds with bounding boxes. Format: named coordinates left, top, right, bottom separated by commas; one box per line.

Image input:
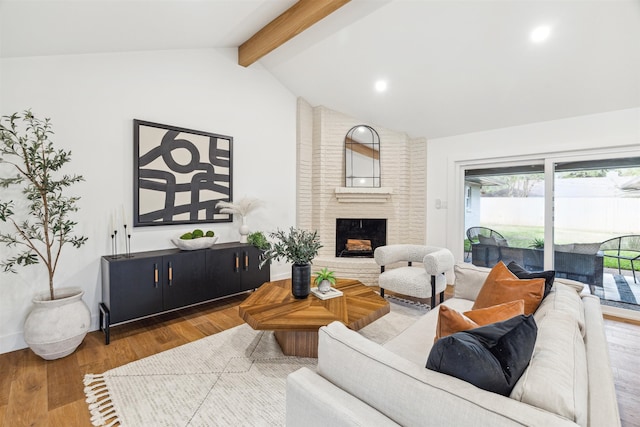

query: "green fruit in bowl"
left=205, top=230, right=215, bottom=237
left=180, top=232, right=193, bottom=240
left=192, top=229, right=204, bottom=238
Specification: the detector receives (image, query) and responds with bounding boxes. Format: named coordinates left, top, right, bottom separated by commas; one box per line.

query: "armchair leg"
left=380, top=288, right=385, bottom=297
left=440, top=291, right=445, bottom=305
left=430, top=276, right=436, bottom=309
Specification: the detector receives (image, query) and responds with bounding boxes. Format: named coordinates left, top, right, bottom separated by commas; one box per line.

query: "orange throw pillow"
left=435, top=305, right=478, bottom=341
left=464, top=299, right=525, bottom=324
left=434, top=299, right=525, bottom=341
left=472, top=262, right=545, bottom=315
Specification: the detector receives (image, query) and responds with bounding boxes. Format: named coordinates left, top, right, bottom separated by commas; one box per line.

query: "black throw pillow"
left=426, top=314, right=537, bottom=396
left=507, top=261, right=555, bottom=298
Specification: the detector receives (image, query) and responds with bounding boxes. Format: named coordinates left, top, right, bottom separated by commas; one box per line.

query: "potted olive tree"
left=260, top=227, right=322, bottom=299
left=0, top=110, right=89, bottom=360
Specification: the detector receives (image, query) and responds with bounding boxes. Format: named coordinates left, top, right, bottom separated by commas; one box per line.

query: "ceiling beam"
left=238, top=0, right=350, bottom=67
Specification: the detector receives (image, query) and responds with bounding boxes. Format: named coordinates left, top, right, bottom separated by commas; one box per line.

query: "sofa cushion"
left=379, top=267, right=447, bottom=299
left=427, top=314, right=537, bottom=396
left=472, top=262, right=545, bottom=315
left=506, top=261, right=555, bottom=298
left=319, top=321, right=579, bottom=427
left=554, top=243, right=574, bottom=253
left=434, top=300, right=525, bottom=341
left=384, top=299, right=474, bottom=366
left=534, top=282, right=586, bottom=336
left=477, top=235, right=509, bottom=247
left=478, top=235, right=495, bottom=245
left=510, top=310, right=588, bottom=426
left=453, top=262, right=491, bottom=300
left=554, top=242, right=600, bottom=255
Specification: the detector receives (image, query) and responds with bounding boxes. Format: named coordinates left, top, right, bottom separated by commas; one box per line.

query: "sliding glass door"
left=464, top=155, right=640, bottom=308
left=464, top=164, right=544, bottom=265
left=554, top=158, right=640, bottom=306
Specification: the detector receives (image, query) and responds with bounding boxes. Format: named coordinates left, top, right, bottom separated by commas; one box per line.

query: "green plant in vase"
left=260, top=227, right=322, bottom=299
left=0, top=111, right=88, bottom=298
left=314, top=267, right=336, bottom=293
left=0, top=110, right=90, bottom=359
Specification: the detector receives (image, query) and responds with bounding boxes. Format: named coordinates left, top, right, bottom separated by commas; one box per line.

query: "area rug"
left=612, top=274, right=638, bottom=304
left=593, top=273, right=640, bottom=307
left=84, top=300, right=425, bottom=426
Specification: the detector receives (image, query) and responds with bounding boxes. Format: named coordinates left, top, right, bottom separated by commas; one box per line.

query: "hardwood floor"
left=1, top=292, right=639, bottom=426
left=605, top=318, right=640, bottom=427
left=0, top=295, right=247, bottom=427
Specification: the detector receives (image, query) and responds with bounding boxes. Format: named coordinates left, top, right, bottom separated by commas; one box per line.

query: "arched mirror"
left=345, top=125, right=380, bottom=187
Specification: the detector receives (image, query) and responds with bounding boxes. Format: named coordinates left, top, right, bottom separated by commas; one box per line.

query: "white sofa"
left=286, top=262, right=620, bottom=427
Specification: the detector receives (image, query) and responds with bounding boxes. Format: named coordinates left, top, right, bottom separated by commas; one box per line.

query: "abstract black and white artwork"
left=133, top=120, right=233, bottom=226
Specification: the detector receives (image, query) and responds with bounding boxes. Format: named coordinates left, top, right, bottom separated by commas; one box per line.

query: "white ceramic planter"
left=318, top=279, right=332, bottom=293
left=23, top=287, right=91, bottom=360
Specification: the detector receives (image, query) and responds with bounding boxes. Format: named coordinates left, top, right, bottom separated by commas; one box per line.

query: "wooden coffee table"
left=238, top=278, right=389, bottom=357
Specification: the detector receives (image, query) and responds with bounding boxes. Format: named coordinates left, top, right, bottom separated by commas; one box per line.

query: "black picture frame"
left=133, top=119, right=233, bottom=227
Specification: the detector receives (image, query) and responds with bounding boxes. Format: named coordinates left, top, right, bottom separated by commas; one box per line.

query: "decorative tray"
left=310, top=287, right=344, bottom=300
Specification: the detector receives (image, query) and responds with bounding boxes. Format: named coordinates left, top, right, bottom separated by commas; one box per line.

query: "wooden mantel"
left=334, top=187, right=393, bottom=203
left=238, top=0, right=351, bottom=67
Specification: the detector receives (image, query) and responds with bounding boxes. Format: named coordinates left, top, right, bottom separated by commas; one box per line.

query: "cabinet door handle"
left=154, top=263, right=159, bottom=288
left=234, top=253, right=239, bottom=273
left=244, top=252, right=249, bottom=271
left=168, top=262, right=173, bottom=286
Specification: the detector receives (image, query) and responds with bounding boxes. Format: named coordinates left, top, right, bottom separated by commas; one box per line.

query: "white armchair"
left=374, top=245, right=454, bottom=308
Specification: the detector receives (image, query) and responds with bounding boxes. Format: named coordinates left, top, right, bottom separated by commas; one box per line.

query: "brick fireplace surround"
left=296, top=98, right=427, bottom=286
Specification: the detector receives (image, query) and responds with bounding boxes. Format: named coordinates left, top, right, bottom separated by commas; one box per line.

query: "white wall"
left=0, top=48, right=297, bottom=354
left=427, top=108, right=640, bottom=260
left=481, top=198, right=640, bottom=234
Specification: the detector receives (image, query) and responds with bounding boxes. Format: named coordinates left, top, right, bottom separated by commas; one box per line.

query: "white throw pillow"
left=453, top=262, right=490, bottom=301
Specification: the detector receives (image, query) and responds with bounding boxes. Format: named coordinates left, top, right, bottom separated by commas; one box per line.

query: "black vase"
left=291, top=263, right=311, bottom=299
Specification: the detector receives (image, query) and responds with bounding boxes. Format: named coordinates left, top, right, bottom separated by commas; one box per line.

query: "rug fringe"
left=83, top=374, right=121, bottom=427
left=385, top=294, right=431, bottom=311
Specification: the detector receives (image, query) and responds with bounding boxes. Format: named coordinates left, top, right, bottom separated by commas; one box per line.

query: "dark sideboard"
left=100, top=242, right=270, bottom=344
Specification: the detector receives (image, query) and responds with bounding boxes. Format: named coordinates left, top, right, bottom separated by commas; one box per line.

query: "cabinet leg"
left=99, top=303, right=110, bottom=345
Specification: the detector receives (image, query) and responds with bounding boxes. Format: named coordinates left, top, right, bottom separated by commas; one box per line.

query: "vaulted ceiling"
left=1, top=0, right=639, bottom=139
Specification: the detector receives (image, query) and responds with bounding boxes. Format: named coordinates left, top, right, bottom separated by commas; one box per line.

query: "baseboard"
left=0, top=331, right=27, bottom=355
left=269, top=271, right=291, bottom=281
left=602, top=305, right=640, bottom=325
left=0, top=314, right=101, bottom=355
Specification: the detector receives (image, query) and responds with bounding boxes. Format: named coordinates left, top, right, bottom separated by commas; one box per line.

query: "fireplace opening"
left=336, top=218, right=387, bottom=257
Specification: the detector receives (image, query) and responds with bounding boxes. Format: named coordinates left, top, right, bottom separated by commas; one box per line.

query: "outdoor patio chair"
left=466, top=227, right=508, bottom=246
left=600, top=235, right=640, bottom=283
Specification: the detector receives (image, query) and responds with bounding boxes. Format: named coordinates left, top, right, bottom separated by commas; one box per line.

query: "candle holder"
left=123, top=224, right=132, bottom=257
left=111, top=230, right=120, bottom=259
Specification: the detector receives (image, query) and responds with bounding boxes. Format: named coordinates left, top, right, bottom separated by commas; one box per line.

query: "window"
left=463, top=155, right=640, bottom=308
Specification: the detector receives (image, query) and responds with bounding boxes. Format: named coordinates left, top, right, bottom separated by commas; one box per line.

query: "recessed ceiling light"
left=530, top=25, right=551, bottom=43
left=375, top=80, right=388, bottom=92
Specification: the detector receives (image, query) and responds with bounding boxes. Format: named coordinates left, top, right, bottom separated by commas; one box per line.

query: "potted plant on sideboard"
left=260, top=227, right=322, bottom=299
left=0, top=110, right=89, bottom=360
